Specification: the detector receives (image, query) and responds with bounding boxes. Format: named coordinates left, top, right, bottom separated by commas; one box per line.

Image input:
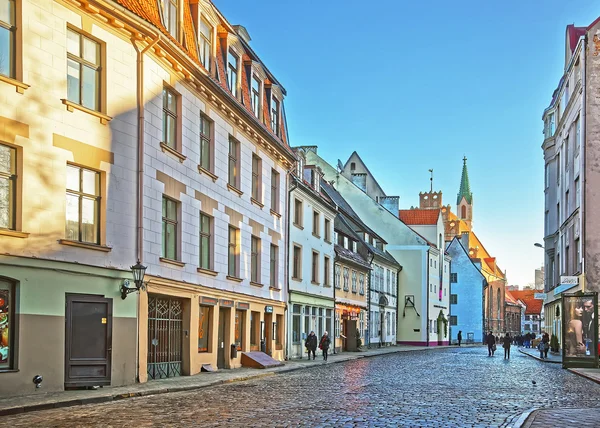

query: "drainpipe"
left=366, top=252, right=375, bottom=349
left=285, top=173, right=296, bottom=360
left=581, top=35, right=587, bottom=282
left=426, top=248, right=430, bottom=347
left=131, top=31, right=159, bottom=383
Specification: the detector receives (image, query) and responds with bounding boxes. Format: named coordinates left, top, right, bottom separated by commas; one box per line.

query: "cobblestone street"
left=2, top=347, right=600, bottom=427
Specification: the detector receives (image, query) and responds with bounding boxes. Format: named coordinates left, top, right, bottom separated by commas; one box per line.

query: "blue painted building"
left=447, top=235, right=486, bottom=344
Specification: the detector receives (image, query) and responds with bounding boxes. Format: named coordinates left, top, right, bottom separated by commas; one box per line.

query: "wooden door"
left=65, top=294, right=112, bottom=388
left=264, top=313, right=272, bottom=355
left=217, top=308, right=229, bottom=369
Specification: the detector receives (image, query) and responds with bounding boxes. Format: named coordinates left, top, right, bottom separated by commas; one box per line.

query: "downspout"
left=581, top=35, right=587, bottom=284
left=366, top=252, right=375, bottom=349
left=426, top=248, right=430, bottom=347
left=133, top=32, right=160, bottom=263
left=285, top=173, right=296, bottom=360
left=131, top=31, right=159, bottom=383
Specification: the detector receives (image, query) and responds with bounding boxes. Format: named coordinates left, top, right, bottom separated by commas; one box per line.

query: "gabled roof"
left=446, top=236, right=486, bottom=281
left=505, top=290, right=522, bottom=306
left=509, top=290, right=544, bottom=315
left=343, top=151, right=386, bottom=197
left=399, top=209, right=440, bottom=225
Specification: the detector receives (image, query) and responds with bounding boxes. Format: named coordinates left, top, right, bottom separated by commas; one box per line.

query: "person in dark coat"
left=305, top=331, right=318, bottom=360
left=457, top=331, right=462, bottom=346
left=486, top=331, right=496, bottom=356
left=503, top=333, right=512, bottom=359
left=541, top=332, right=550, bottom=359
left=319, top=331, right=331, bottom=361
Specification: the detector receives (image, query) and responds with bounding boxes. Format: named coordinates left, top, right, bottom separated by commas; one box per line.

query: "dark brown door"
left=217, top=308, right=229, bottom=369
left=147, top=295, right=183, bottom=379
left=65, top=294, right=112, bottom=388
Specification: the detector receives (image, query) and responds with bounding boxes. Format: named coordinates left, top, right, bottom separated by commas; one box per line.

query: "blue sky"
left=216, top=0, right=598, bottom=287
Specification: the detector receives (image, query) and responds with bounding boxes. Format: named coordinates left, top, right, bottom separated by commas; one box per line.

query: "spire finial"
left=463, top=156, right=467, bottom=164
left=428, top=169, right=433, bottom=192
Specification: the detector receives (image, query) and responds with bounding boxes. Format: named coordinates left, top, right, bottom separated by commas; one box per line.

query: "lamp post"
left=121, top=260, right=147, bottom=299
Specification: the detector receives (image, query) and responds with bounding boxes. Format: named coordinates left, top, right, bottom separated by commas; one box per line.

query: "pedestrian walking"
left=542, top=332, right=550, bottom=359
left=305, top=331, right=317, bottom=360
left=457, top=331, right=462, bottom=346
left=319, top=331, right=331, bottom=361
left=486, top=331, right=496, bottom=357
left=503, top=333, right=511, bottom=359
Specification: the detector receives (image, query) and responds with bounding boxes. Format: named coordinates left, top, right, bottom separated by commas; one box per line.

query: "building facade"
left=288, top=154, right=336, bottom=359
left=447, top=236, right=486, bottom=344
left=541, top=20, right=600, bottom=346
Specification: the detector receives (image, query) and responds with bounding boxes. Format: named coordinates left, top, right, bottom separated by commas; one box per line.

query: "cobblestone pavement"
left=2, top=347, right=600, bottom=427
left=523, top=408, right=600, bottom=427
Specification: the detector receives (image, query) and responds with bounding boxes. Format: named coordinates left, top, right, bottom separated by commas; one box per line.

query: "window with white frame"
left=199, top=18, right=212, bottom=71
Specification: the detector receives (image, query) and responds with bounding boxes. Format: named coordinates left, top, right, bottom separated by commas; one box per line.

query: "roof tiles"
left=398, top=209, right=440, bottom=225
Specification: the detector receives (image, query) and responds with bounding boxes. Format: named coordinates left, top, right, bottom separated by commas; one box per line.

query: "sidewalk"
left=0, top=344, right=467, bottom=416
left=518, top=347, right=562, bottom=364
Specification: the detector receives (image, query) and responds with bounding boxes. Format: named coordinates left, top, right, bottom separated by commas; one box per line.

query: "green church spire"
left=457, top=156, right=473, bottom=205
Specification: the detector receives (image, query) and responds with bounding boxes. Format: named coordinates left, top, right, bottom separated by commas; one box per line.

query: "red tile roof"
left=399, top=209, right=440, bottom=225
left=509, top=290, right=544, bottom=315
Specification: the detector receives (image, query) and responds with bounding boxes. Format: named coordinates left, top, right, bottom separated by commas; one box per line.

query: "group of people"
left=304, top=331, right=331, bottom=361
left=485, top=331, right=513, bottom=359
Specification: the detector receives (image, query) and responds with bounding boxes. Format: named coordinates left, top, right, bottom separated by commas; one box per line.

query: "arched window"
left=461, top=205, right=467, bottom=219
left=497, top=289, right=501, bottom=320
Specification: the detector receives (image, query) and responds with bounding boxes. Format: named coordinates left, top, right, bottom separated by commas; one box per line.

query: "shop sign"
left=555, top=276, right=579, bottom=295
left=534, top=293, right=547, bottom=300
left=237, top=302, right=250, bottom=310
left=201, top=296, right=218, bottom=306
left=265, top=305, right=273, bottom=313
left=220, top=299, right=234, bottom=307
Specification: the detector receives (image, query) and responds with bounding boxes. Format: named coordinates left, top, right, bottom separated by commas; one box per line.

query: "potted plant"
left=356, top=329, right=362, bottom=350
left=550, top=334, right=559, bottom=353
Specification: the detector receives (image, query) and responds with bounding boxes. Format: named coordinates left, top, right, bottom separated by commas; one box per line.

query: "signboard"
left=201, top=296, right=218, bottom=306
left=264, top=306, right=273, bottom=313
left=220, top=299, right=234, bottom=307
left=237, top=302, right=250, bottom=310
left=534, top=293, right=547, bottom=300
left=562, top=292, right=598, bottom=369
left=555, top=276, right=580, bottom=295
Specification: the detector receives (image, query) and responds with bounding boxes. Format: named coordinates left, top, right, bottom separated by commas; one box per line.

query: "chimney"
left=380, top=196, right=399, bottom=217
left=351, top=173, right=367, bottom=192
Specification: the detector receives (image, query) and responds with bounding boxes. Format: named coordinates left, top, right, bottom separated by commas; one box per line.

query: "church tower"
left=457, top=157, right=473, bottom=230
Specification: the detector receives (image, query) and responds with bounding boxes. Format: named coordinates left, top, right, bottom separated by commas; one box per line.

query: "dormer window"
left=271, top=95, right=280, bottom=136
left=296, top=155, right=304, bottom=177
left=227, top=50, right=238, bottom=97
left=162, top=0, right=178, bottom=39
left=251, top=75, right=261, bottom=117
left=199, top=18, right=212, bottom=71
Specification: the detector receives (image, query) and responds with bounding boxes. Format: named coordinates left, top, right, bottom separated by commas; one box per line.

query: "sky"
left=215, top=0, right=598, bottom=288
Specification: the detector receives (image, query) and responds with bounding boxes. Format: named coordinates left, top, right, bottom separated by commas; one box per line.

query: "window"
left=294, top=198, right=303, bottom=227
left=270, top=244, right=278, bottom=287
left=198, top=305, right=211, bottom=352
left=251, top=236, right=260, bottom=283
left=161, top=0, right=178, bottom=38
left=391, top=272, right=396, bottom=296
left=227, top=49, right=238, bottom=96
left=386, top=269, right=391, bottom=294
left=271, top=95, right=280, bottom=136
left=292, top=305, right=301, bottom=344
left=251, top=155, right=261, bottom=202
left=343, top=267, right=349, bottom=291
left=350, top=270, right=357, bottom=293
left=359, top=273, right=365, bottom=295
left=250, top=311, right=259, bottom=350
left=450, top=294, right=458, bottom=304
left=350, top=162, right=355, bottom=171
left=228, top=136, right=240, bottom=189
left=199, top=18, right=212, bottom=71
left=525, top=315, right=530, bottom=321
left=323, top=256, right=331, bottom=286
left=324, top=218, right=331, bottom=242
left=251, top=75, right=261, bottom=117
left=199, top=212, right=211, bottom=270
left=450, top=273, right=457, bottom=283
left=311, top=251, right=319, bottom=283
left=235, top=310, right=245, bottom=351
left=312, top=211, right=320, bottom=236
left=430, top=259, right=432, bottom=267
left=0, top=279, right=14, bottom=369
left=228, top=226, right=239, bottom=277
left=566, top=190, right=570, bottom=216
left=67, top=28, right=101, bottom=111
left=335, top=265, right=341, bottom=289
left=576, top=178, right=581, bottom=208
left=270, top=169, right=279, bottom=213
left=199, top=114, right=212, bottom=172
left=326, top=309, right=332, bottom=337
left=565, top=137, right=570, bottom=172
left=161, top=196, right=178, bottom=259
left=66, top=165, right=100, bottom=244
left=162, top=87, right=178, bottom=149
left=450, top=316, right=457, bottom=326
left=524, top=324, right=531, bottom=331
left=0, top=144, right=16, bottom=230
left=0, top=0, right=15, bottom=78
left=293, top=245, right=301, bottom=279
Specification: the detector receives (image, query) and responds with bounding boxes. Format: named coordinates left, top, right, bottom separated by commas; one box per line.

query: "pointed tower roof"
left=457, top=156, right=473, bottom=205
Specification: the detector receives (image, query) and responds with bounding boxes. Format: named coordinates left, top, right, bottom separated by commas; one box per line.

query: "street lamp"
left=534, top=243, right=544, bottom=248
left=120, top=260, right=147, bottom=299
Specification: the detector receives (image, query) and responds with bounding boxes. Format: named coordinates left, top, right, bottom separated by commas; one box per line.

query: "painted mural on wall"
left=0, top=282, right=10, bottom=368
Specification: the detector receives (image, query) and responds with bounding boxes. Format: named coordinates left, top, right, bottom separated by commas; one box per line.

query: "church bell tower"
left=457, top=156, right=473, bottom=230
